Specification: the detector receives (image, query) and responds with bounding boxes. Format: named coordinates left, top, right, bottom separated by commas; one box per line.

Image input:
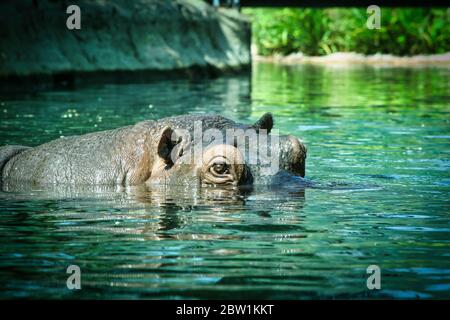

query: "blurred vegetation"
left=242, top=8, right=450, bottom=56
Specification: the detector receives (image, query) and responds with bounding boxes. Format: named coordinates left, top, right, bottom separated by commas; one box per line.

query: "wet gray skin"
left=0, top=113, right=307, bottom=188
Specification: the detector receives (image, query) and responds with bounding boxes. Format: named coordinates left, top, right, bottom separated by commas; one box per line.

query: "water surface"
left=0, top=63, right=449, bottom=299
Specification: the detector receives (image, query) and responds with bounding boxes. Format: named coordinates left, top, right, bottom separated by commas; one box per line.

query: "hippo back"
left=0, top=145, right=31, bottom=178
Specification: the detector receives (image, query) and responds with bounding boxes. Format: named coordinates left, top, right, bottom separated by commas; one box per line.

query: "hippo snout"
left=280, top=135, right=307, bottom=178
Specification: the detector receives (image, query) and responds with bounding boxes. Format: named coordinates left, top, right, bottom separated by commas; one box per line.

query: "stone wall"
left=0, top=0, right=251, bottom=79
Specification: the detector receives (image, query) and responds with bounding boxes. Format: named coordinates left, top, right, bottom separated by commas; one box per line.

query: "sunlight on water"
left=0, top=63, right=449, bottom=299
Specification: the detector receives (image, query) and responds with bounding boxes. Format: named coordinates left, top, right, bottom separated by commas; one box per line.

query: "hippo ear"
left=157, top=127, right=181, bottom=167
left=252, top=112, right=273, bottom=134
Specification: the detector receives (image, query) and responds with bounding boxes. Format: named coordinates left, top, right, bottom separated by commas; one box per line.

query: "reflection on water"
left=0, top=63, right=449, bottom=299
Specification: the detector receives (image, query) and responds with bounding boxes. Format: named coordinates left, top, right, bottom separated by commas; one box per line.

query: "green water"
left=0, top=63, right=449, bottom=299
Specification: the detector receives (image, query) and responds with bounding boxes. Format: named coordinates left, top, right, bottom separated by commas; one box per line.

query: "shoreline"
left=253, top=52, right=450, bottom=67
left=0, top=1, right=251, bottom=80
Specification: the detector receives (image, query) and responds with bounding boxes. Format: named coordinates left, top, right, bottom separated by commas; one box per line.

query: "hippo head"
left=146, top=113, right=307, bottom=187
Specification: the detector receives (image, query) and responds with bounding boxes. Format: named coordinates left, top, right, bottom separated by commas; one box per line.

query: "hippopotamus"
left=0, top=113, right=306, bottom=188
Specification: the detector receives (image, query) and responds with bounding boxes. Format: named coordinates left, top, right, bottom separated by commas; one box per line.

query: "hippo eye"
left=202, top=156, right=235, bottom=185
left=212, top=162, right=229, bottom=175
left=202, top=145, right=245, bottom=186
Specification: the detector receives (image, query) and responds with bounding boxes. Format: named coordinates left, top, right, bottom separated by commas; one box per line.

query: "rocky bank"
left=0, top=0, right=251, bottom=80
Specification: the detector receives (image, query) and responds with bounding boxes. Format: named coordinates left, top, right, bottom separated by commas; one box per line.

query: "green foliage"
left=243, top=8, right=450, bottom=56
